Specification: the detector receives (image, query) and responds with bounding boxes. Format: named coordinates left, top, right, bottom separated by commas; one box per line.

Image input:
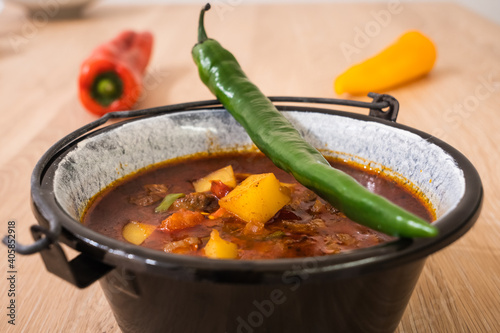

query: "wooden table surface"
left=1, top=2, right=499, bottom=332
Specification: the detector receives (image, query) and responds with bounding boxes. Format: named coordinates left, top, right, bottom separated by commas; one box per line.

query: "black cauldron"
left=21, top=95, right=482, bottom=332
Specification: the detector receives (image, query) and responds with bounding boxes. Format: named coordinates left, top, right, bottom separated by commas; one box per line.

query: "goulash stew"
left=83, top=152, right=434, bottom=259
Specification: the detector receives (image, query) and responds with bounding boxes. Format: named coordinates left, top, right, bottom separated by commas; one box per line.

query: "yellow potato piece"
left=204, top=229, right=238, bottom=259
left=122, top=221, right=156, bottom=245
left=192, top=165, right=236, bottom=192
left=219, top=173, right=291, bottom=224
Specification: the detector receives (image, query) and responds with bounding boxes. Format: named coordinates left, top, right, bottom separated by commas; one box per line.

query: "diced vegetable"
left=122, top=221, right=156, bottom=245
left=164, top=237, right=200, bottom=254
left=211, top=180, right=233, bottom=198
left=204, top=229, right=238, bottom=259
left=219, top=173, right=291, bottom=224
left=155, top=193, right=185, bottom=213
left=193, top=165, right=236, bottom=192
left=159, top=208, right=205, bottom=231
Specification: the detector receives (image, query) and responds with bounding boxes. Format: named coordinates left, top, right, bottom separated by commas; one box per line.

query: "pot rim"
left=30, top=97, right=483, bottom=284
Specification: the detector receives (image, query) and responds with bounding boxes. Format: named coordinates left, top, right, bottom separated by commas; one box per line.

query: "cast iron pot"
left=22, top=95, right=482, bottom=333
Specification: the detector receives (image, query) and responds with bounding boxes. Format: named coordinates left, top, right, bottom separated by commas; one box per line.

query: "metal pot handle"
left=267, top=92, right=399, bottom=121
left=367, top=92, right=399, bottom=121
left=32, top=225, right=114, bottom=288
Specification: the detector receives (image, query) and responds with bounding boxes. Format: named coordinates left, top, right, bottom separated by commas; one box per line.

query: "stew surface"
left=82, top=152, right=433, bottom=259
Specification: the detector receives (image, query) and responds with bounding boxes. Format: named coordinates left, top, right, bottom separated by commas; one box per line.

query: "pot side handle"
left=33, top=225, right=114, bottom=288
left=2, top=224, right=113, bottom=288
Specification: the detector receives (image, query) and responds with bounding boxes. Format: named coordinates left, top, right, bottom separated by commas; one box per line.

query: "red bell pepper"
left=78, top=30, right=153, bottom=116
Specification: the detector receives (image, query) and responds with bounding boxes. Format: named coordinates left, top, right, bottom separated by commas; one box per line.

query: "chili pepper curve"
left=191, top=4, right=438, bottom=238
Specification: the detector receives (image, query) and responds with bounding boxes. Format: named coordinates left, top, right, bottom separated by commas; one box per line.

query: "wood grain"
left=1, top=2, right=499, bottom=332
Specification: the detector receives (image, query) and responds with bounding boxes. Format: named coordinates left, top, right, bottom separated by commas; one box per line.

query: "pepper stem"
left=91, top=71, right=123, bottom=107
left=198, top=3, right=211, bottom=43
left=96, top=78, right=118, bottom=98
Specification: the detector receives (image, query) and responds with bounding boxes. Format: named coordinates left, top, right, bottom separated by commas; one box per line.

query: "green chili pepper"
left=191, top=4, right=438, bottom=238
left=155, top=193, right=185, bottom=213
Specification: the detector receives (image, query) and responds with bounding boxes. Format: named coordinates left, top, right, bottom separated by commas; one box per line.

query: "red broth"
left=82, top=152, right=434, bottom=259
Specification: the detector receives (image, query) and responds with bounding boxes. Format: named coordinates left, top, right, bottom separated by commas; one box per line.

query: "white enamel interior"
left=54, top=110, right=465, bottom=222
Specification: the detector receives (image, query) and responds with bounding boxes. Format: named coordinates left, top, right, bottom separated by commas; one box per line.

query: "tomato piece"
left=210, top=180, right=233, bottom=199
left=160, top=209, right=205, bottom=231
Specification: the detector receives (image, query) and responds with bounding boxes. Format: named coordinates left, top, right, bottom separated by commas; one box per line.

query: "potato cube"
left=193, top=165, right=236, bottom=192
left=219, top=173, right=291, bottom=224
left=122, top=221, right=156, bottom=245
left=204, top=229, right=238, bottom=259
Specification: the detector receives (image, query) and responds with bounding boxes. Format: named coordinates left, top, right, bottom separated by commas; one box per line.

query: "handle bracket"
left=367, top=92, right=400, bottom=121
left=30, top=225, right=113, bottom=288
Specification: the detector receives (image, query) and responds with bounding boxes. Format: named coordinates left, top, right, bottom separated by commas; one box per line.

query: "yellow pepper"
left=334, top=31, right=437, bottom=96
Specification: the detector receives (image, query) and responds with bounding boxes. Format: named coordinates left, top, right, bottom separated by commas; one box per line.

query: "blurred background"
left=97, top=0, right=500, bottom=25
left=1, top=0, right=500, bottom=25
